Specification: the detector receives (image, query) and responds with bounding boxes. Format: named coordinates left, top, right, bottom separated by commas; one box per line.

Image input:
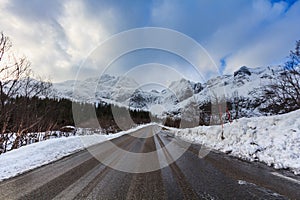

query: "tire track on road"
left=19, top=134, right=136, bottom=200
left=72, top=134, right=139, bottom=199
left=126, top=130, right=166, bottom=200
left=155, top=134, right=200, bottom=200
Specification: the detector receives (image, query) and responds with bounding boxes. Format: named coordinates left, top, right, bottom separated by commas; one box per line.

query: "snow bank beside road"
left=0, top=124, right=154, bottom=181
left=171, top=110, right=300, bottom=174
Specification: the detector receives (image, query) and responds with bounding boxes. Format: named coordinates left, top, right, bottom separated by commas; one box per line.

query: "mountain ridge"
left=49, top=65, right=283, bottom=119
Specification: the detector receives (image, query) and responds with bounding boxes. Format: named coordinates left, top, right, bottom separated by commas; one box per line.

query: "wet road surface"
left=0, top=125, right=299, bottom=199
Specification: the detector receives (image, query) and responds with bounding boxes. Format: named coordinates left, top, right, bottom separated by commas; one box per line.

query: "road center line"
left=271, top=172, right=300, bottom=185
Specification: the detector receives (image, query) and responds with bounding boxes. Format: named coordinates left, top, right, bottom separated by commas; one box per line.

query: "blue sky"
left=0, top=0, right=299, bottom=83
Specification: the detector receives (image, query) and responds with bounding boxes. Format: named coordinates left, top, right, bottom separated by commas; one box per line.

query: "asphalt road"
left=0, top=125, right=299, bottom=200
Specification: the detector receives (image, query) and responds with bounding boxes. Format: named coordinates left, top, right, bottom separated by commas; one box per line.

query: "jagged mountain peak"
left=50, top=64, right=283, bottom=118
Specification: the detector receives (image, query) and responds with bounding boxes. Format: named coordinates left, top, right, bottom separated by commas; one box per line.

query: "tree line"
left=0, top=32, right=152, bottom=153
left=1, top=30, right=299, bottom=151
left=0, top=94, right=152, bottom=153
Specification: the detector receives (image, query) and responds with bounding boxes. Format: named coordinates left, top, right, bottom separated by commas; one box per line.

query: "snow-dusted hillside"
left=51, top=65, right=282, bottom=118
left=53, top=74, right=138, bottom=103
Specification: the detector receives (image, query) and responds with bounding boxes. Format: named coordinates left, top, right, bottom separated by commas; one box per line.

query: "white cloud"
left=1, top=0, right=299, bottom=82
left=204, top=0, right=300, bottom=74
left=151, top=0, right=300, bottom=76
left=58, top=1, right=112, bottom=60
left=0, top=0, right=116, bottom=82
left=223, top=0, right=300, bottom=73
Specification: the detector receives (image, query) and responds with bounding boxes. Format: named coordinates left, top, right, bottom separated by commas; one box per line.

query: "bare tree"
left=231, top=91, right=239, bottom=120
left=0, top=32, right=52, bottom=152
left=253, top=40, right=300, bottom=114
left=198, top=101, right=211, bottom=126
left=210, top=91, right=226, bottom=140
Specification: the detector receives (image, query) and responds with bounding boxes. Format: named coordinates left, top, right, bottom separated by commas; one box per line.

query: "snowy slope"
left=52, top=74, right=139, bottom=103
left=168, top=109, right=300, bottom=174
left=50, top=65, right=282, bottom=118
left=174, top=65, right=282, bottom=118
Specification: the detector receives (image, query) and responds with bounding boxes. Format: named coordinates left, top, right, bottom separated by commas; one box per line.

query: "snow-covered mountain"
left=51, top=65, right=282, bottom=118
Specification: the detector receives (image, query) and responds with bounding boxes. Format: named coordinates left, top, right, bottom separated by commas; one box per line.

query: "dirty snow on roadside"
left=170, top=109, right=300, bottom=175
left=0, top=123, right=154, bottom=181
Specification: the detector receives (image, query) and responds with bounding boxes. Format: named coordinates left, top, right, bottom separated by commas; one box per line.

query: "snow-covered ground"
left=1, top=108, right=299, bottom=182
left=168, top=109, right=300, bottom=175
left=0, top=123, right=153, bottom=181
